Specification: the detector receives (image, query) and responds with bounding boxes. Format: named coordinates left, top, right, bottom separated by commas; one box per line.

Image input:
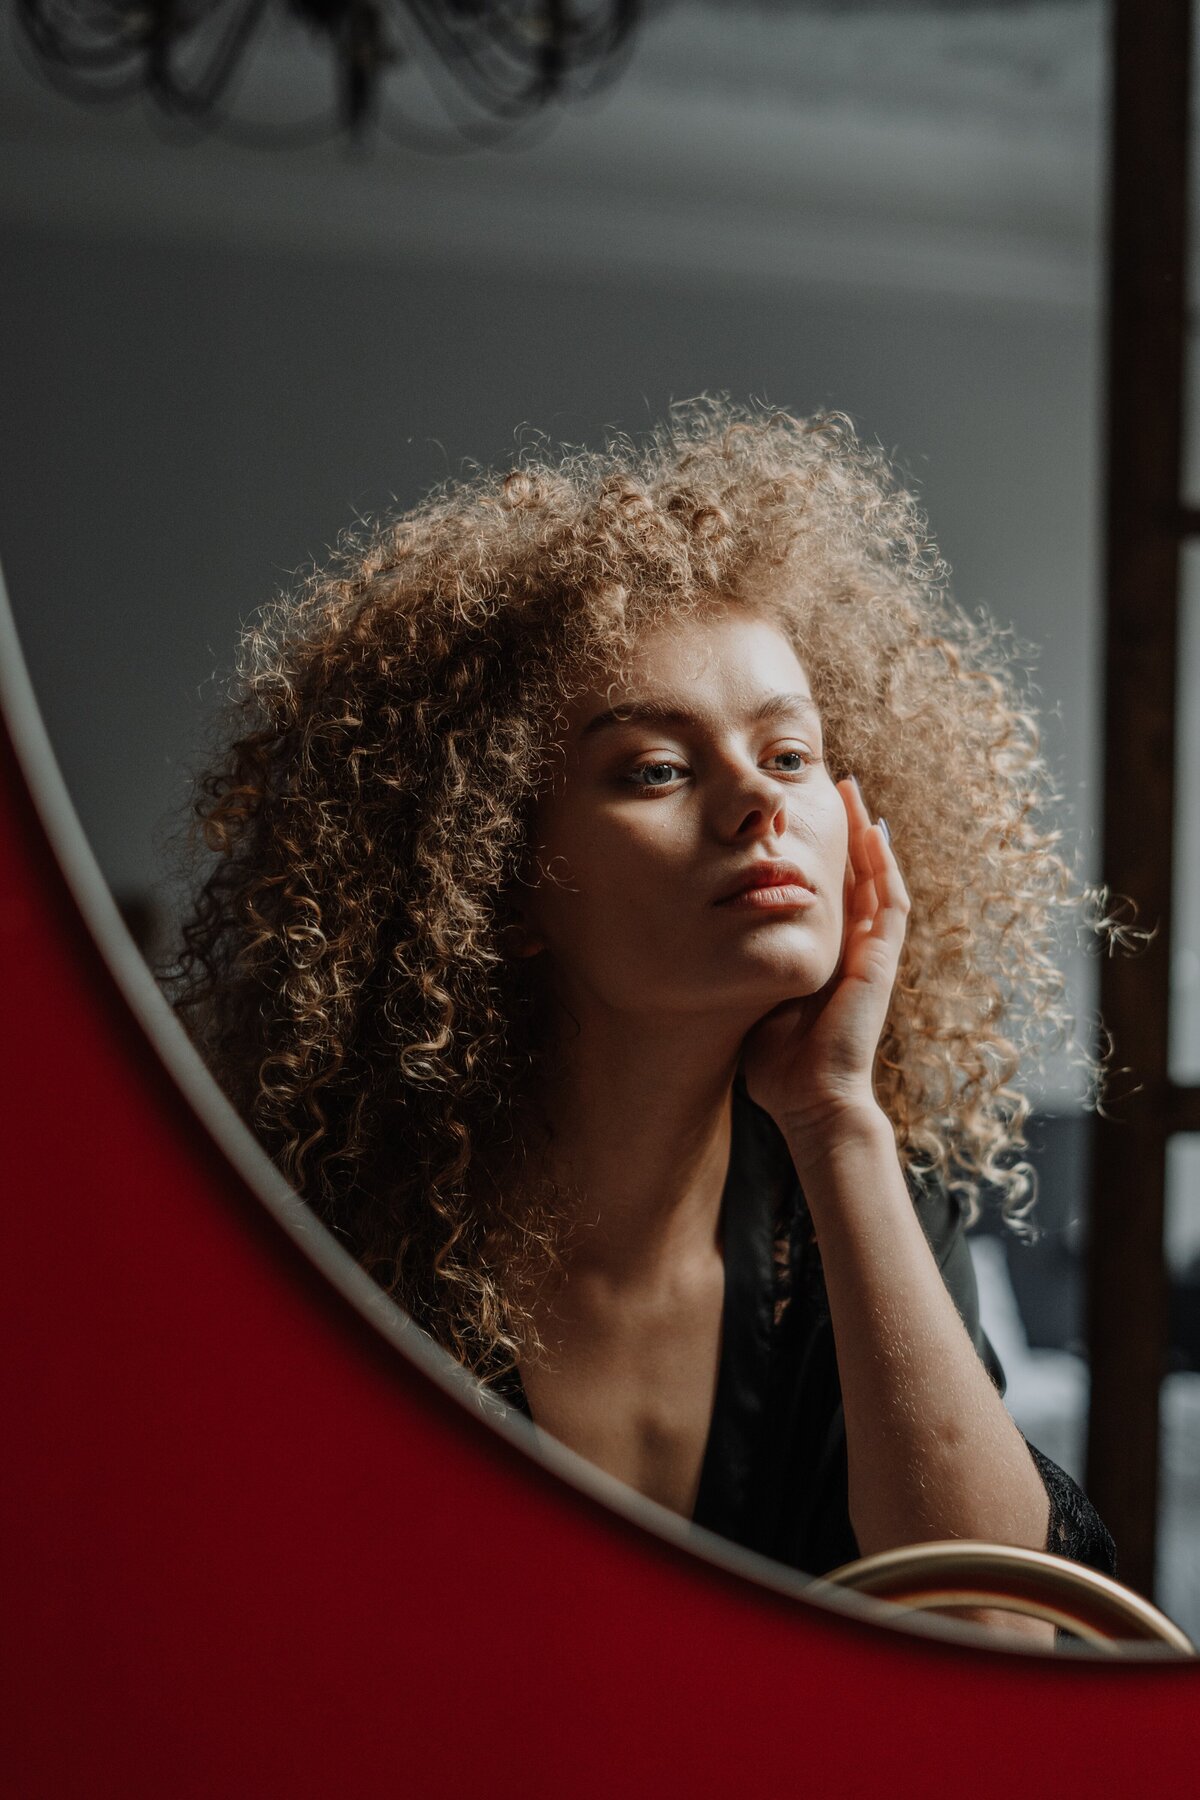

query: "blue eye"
left=622, top=748, right=817, bottom=795
left=626, top=761, right=683, bottom=789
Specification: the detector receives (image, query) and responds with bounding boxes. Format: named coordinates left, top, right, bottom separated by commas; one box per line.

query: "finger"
left=841, top=783, right=896, bottom=867
left=842, top=783, right=911, bottom=954
left=840, top=777, right=877, bottom=868
left=865, top=818, right=911, bottom=933
left=838, top=774, right=872, bottom=835
left=849, top=853, right=878, bottom=938
left=870, top=817, right=907, bottom=898
left=840, top=780, right=878, bottom=925
left=839, top=778, right=866, bottom=849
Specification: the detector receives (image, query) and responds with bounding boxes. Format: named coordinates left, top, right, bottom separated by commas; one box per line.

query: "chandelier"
left=15, top=0, right=644, bottom=147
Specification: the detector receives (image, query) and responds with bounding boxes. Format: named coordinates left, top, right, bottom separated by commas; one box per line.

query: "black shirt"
left=494, top=1082, right=1116, bottom=1579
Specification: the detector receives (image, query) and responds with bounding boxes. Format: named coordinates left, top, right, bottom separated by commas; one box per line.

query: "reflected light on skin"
left=501, top=607, right=1055, bottom=1648
left=502, top=604, right=853, bottom=1510
left=514, top=606, right=850, bottom=1035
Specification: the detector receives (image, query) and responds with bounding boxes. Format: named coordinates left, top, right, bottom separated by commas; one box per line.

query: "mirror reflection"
left=4, top=0, right=1197, bottom=1649
left=161, top=399, right=1124, bottom=1651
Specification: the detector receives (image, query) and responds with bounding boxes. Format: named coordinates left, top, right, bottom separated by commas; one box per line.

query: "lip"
left=714, top=860, right=816, bottom=906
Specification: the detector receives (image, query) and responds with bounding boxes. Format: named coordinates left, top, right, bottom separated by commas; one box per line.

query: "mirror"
left=6, top=0, right=1194, bottom=1652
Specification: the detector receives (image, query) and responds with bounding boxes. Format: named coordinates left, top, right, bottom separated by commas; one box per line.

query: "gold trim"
left=824, top=1541, right=1195, bottom=1654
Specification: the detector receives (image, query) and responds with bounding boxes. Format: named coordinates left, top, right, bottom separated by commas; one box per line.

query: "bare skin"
left=510, top=604, right=1053, bottom=1642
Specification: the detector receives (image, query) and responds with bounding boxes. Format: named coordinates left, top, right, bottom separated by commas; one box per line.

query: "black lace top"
left=495, top=1081, right=1116, bottom=1579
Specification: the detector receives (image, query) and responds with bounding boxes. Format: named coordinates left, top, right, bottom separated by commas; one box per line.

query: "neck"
left=528, top=1001, right=751, bottom=1286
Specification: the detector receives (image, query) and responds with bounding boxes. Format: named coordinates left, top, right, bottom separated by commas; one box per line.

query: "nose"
left=719, top=764, right=789, bottom=845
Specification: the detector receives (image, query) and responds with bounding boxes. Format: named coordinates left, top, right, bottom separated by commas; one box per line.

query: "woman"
left=172, top=398, right=1124, bottom=1623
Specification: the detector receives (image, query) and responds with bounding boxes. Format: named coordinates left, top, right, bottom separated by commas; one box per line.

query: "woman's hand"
left=743, top=783, right=1053, bottom=1579
left=741, top=775, right=910, bottom=1147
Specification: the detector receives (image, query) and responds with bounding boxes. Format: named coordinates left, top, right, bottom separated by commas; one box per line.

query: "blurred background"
left=3, top=0, right=1199, bottom=1634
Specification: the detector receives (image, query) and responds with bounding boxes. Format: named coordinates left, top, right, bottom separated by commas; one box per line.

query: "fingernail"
left=878, top=817, right=891, bottom=845
left=849, top=773, right=863, bottom=799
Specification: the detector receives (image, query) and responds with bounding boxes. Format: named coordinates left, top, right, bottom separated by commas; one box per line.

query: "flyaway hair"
left=167, top=396, right=1147, bottom=1383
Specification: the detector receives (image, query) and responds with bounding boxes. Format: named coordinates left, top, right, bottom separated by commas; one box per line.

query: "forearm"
left=785, top=1105, right=1050, bottom=1561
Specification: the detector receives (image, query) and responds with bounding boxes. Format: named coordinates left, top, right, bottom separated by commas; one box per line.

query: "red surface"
left=3, top=709, right=1200, bottom=1798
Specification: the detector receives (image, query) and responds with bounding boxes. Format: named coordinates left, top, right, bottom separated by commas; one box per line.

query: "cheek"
left=540, top=813, right=692, bottom=972
left=526, top=810, right=639, bottom=937
left=832, top=801, right=851, bottom=869
left=568, top=800, right=674, bottom=879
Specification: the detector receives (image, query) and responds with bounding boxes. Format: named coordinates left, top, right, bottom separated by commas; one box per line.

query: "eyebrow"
left=580, top=691, right=823, bottom=738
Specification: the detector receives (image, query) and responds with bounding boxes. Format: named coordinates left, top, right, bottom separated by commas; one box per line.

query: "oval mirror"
left=4, top=0, right=1200, bottom=1712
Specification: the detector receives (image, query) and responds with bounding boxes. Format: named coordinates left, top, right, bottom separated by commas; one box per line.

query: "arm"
left=911, top=1178, right=1116, bottom=1577
left=786, top=1106, right=1050, bottom=1558
left=743, top=776, right=1059, bottom=1641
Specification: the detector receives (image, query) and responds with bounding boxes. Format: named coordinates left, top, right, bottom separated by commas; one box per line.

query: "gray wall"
left=1, top=227, right=1100, bottom=840
left=1, top=221, right=1103, bottom=1097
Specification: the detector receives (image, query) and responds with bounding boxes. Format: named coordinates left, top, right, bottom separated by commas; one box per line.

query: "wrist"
left=780, top=1098, right=894, bottom=1176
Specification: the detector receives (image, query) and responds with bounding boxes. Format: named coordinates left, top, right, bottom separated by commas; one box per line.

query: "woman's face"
left=516, top=607, right=851, bottom=1025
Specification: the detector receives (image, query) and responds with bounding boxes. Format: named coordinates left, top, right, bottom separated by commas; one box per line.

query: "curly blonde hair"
left=168, top=395, right=1140, bottom=1384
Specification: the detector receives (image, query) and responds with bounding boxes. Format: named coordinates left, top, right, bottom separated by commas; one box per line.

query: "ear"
left=496, top=905, right=547, bottom=960
left=506, top=926, right=547, bottom=961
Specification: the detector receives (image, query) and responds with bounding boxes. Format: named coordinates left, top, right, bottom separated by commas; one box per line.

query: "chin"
left=736, top=936, right=835, bottom=990
left=692, top=953, right=834, bottom=1017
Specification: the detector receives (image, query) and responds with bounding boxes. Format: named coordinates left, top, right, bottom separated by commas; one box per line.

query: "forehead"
left=569, top=609, right=815, bottom=728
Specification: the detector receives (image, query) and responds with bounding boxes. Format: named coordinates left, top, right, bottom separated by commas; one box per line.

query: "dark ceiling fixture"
left=14, top=0, right=644, bottom=148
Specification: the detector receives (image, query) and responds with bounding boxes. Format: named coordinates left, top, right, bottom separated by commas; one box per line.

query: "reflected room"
left=4, top=0, right=1198, bottom=1651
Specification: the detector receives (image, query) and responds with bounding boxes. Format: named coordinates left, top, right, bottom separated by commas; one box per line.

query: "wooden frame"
left=1086, top=0, right=1200, bottom=1597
